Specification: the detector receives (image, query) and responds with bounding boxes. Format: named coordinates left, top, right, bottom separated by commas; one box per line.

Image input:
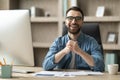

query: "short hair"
left=66, top=6, right=84, bottom=20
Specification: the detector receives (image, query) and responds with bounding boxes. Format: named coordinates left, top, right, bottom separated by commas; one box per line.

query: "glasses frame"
left=66, top=16, right=82, bottom=21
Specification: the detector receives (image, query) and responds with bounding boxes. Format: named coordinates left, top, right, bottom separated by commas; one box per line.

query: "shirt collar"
left=66, top=31, right=84, bottom=43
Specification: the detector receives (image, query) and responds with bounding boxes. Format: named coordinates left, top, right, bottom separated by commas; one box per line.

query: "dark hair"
left=66, top=6, right=84, bottom=20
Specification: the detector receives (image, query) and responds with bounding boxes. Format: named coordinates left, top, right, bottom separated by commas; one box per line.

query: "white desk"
left=0, top=66, right=120, bottom=80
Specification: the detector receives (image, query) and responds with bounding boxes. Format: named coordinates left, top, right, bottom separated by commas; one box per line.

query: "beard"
left=67, top=24, right=81, bottom=35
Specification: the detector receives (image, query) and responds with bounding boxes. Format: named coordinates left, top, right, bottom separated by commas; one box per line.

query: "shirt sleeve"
left=90, top=38, right=105, bottom=72
left=42, top=37, right=62, bottom=70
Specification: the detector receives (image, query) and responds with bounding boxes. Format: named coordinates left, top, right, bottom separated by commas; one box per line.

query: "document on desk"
left=33, top=71, right=104, bottom=77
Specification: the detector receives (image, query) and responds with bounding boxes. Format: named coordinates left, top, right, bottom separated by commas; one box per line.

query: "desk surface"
left=0, top=66, right=120, bottom=80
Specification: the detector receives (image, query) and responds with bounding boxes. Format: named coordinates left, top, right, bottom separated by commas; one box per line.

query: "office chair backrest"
left=81, top=23, right=102, bottom=45
left=62, top=23, right=103, bottom=53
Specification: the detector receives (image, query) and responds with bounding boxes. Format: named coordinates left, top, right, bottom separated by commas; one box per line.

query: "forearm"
left=54, top=46, right=71, bottom=63
left=54, top=50, right=66, bottom=63
left=77, top=49, right=95, bottom=67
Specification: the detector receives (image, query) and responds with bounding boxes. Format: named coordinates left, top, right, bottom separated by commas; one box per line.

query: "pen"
left=3, top=58, right=6, bottom=65
left=36, top=74, right=54, bottom=76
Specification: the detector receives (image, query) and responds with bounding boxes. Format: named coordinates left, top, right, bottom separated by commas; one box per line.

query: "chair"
left=62, top=23, right=103, bottom=53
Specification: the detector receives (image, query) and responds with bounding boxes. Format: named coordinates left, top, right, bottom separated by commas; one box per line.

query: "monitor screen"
left=0, top=10, right=34, bottom=66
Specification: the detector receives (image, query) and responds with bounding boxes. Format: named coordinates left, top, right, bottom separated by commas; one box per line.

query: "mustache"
left=71, top=24, right=79, bottom=27
left=72, top=23, right=78, bottom=25
left=71, top=23, right=79, bottom=26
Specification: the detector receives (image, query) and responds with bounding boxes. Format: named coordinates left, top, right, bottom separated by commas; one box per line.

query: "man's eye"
left=69, top=17, right=74, bottom=20
left=76, top=17, right=82, bottom=20
left=66, top=17, right=74, bottom=20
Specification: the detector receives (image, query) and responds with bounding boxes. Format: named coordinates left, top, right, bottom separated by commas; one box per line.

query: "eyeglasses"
left=66, top=16, right=82, bottom=21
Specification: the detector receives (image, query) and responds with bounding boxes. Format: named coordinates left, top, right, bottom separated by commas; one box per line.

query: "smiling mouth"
left=70, top=25, right=78, bottom=29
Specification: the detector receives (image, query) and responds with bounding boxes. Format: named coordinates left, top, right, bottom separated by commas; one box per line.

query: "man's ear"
left=81, top=20, right=84, bottom=24
left=81, top=21, right=84, bottom=26
left=65, top=20, right=68, bottom=27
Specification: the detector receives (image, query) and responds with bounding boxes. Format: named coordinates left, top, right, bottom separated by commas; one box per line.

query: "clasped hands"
left=63, top=40, right=81, bottom=55
left=61, top=40, right=94, bottom=66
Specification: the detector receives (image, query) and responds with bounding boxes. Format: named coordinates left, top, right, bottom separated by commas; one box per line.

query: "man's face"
left=65, top=10, right=83, bottom=34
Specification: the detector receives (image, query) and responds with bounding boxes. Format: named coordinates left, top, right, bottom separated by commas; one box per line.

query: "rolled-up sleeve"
left=90, top=39, right=104, bottom=72
left=42, top=38, right=59, bottom=70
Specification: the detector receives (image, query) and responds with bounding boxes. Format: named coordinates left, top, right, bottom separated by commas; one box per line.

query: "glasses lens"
left=75, top=16, right=82, bottom=20
left=66, top=16, right=74, bottom=21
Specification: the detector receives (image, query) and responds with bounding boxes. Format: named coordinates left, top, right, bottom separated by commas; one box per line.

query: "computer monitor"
left=0, top=10, right=34, bottom=66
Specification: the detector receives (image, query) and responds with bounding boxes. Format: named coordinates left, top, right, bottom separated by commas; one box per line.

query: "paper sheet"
left=33, top=71, right=104, bottom=77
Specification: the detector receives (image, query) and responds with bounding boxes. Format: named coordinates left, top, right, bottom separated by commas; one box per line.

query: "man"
left=43, top=7, right=104, bottom=72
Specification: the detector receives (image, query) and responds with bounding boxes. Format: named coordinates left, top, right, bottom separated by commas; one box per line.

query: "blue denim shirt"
left=42, top=32, right=104, bottom=72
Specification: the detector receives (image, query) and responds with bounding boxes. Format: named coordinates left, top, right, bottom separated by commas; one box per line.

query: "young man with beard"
left=42, top=7, right=104, bottom=72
